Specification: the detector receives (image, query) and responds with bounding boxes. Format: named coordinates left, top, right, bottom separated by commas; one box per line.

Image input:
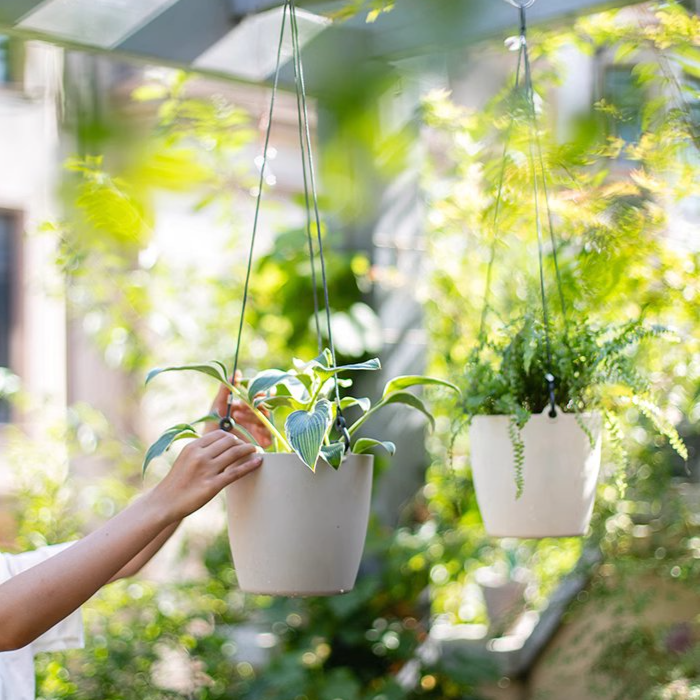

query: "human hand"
left=205, top=371, right=273, bottom=448
left=153, top=430, right=262, bottom=521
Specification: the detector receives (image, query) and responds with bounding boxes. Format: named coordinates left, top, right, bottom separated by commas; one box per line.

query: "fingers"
left=216, top=453, right=263, bottom=488
left=201, top=430, right=247, bottom=459
left=212, top=382, right=231, bottom=414
left=230, top=400, right=274, bottom=448
left=211, top=441, right=258, bottom=471
left=197, top=429, right=230, bottom=448
left=250, top=424, right=273, bottom=448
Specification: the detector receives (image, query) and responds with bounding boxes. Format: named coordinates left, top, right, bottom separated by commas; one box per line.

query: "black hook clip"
left=219, top=392, right=235, bottom=432
left=545, top=372, right=557, bottom=418
left=335, top=411, right=351, bottom=454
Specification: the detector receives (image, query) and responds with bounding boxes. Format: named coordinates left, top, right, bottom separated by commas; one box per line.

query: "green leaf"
left=382, top=375, right=459, bottom=397
left=332, top=358, right=381, bottom=372
left=142, top=424, right=198, bottom=475
left=293, top=349, right=333, bottom=371
left=340, top=396, right=371, bottom=413
left=285, top=399, right=333, bottom=471
left=145, top=361, right=230, bottom=387
left=380, top=391, right=436, bottom=430
left=321, top=442, right=345, bottom=469
left=353, top=438, right=396, bottom=456
left=248, top=369, right=294, bottom=401
left=323, top=358, right=381, bottom=375
left=253, top=395, right=299, bottom=410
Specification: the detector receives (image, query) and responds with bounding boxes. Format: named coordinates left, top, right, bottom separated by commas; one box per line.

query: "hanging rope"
left=518, top=6, right=568, bottom=331
left=221, top=0, right=289, bottom=431
left=291, top=11, right=323, bottom=352
left=222, top=0, right=350, bottom=450
left=289, top=0, right=350, bottom=450
left=478, top=0, right=570, bottom=418
left=519, top=5, right=558, bottom=418
left=477, top=41, right=525, bottom=347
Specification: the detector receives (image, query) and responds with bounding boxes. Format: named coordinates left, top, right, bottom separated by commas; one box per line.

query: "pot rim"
left=470, top=409, right=602, bottom=422
left=255, top=451, right=374, bottom=469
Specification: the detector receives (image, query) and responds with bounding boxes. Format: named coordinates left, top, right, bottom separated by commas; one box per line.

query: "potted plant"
left=461, top=313, right=687, bottom=538
left=144, top=348, right=457, bottom=595
left=475, top=547, right=529, bottom=636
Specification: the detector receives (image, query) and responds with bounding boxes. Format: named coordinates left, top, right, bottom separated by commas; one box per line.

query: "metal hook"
left=335, top=412, right=351, bottom=454
left=545, top=373, right=557, bottom=418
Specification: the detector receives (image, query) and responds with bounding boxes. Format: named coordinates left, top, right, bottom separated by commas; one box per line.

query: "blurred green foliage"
left=419, top=0, right=700, bottom=669
left=1, top=1, right=698, bottom=698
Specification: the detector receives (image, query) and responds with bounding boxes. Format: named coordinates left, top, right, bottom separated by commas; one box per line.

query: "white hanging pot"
left=475, top=566, right=528, bottom=630
left=226, top=453, right=373, bottom=596
left=469, top=408, right=602, bottom=538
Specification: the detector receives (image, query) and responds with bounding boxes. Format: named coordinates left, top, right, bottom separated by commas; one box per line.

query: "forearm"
left=0, top=489, right=175, bottom=650
left=108, top=519, right=181, bottom=582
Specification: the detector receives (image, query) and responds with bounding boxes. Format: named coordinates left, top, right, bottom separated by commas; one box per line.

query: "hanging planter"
left=226, top=453, right=373, bottom=596
left=470, top=408, right=602, bottom=538
left=454, top=0, right=687, bottom=539
left=141, top=0, right=459, bottom=595
left=475, top=563, right=529, bottom=633
left=144, top=354, right=456, bottom=594
left=459, top=312, right=687, bottom=539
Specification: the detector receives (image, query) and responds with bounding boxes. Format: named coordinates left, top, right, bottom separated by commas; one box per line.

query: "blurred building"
left=0, top=3, right=698, bottom=698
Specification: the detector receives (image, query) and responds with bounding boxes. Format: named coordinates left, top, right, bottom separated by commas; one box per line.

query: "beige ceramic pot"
left=469, top=409, right=602, bottom=538
left=226, top=452, right=373, bottom=596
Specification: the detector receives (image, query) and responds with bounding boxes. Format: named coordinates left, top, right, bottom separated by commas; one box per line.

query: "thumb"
left=212, top=382, right=231, bottom=415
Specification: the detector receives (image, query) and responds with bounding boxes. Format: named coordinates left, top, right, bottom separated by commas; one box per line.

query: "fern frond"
left=632, top=396, right=689, bottom=463
left=508, top=417, right=525, bottom=499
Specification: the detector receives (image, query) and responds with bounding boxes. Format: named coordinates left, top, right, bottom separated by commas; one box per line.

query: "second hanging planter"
left=470, top=408, right=602, bottom=538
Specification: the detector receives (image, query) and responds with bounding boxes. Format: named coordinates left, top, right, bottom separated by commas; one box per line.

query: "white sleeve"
left=3, top=542, right=85, bottom=653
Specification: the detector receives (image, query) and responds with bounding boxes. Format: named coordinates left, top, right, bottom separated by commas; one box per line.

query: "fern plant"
left=460, top=313, right=687, bottom=495
left=143, top=349, right=458, bottom=473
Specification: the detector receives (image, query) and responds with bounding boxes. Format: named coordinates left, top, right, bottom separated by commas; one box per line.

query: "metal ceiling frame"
left=0, top=0, right=647, bottom=87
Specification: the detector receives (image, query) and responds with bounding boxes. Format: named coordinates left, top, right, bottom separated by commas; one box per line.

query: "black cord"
left=520, top=6, right=559, bottom=418
left=291, top=14, right=323, bottom=352
left=290, top=0, right=348, bottom=448
left=477, top=41, right=525, bottom=347
left=222, top=0, right=289, bottom=430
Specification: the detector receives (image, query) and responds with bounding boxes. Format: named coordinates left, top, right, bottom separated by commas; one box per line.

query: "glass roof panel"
left=194, top=6, right=330, bottom=82
left=19, top=0, right=179, bottom=48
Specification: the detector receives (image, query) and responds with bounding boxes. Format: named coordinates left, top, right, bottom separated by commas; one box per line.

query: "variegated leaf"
left=285, top=399, right=333, bottom=471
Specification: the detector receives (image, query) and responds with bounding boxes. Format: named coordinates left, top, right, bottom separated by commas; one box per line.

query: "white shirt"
left=0, top=543, right=84, bottom=700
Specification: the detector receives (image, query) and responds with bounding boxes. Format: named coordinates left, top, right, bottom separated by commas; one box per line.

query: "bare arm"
left=107, top=519, right=180, bottom=583
left=0, top=431, right=261, bottom=651
left=107, top=379, right=272, bottom=584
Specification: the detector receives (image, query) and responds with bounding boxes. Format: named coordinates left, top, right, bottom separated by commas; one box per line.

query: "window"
left=0, top=214, right=15, bottom=423
left=603, top=65, right=645, bottom=146
left=0, top=36, right=10, bottom=84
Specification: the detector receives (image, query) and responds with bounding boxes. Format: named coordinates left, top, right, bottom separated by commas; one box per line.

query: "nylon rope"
left=477, top=42, right=525, bottom=348
left=289, top=0, right=346, bottom=431
left=291, top=12, right=323, bottom=352
left=520, top=5, right=558, bottom=417
left=224, top=0, right=289, bottom=427
left=522, top=17, right=568, bottom=327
